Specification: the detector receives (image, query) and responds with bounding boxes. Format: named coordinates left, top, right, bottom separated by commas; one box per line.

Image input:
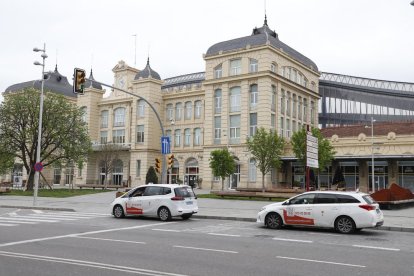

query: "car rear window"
left=362, top=195, right=376, bottom=204
left=174, top=187, right=195, bottom=198
left=314, top=193, right=337, bottom=204
left=336, top=194, right=361, bottom=203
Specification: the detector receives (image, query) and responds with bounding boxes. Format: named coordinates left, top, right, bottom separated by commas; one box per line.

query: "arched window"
left=248, top=158, right=257, bottom=182
left=137, top=100, right=145, bottom=117
left=80, top=106, right=87, bottom=123
left=185, top=101, right=192, bottom=120
left=166, top=104, right=173, bottom=121
left=214, top=89, right=222, bottom=114
left=114, top=107, right=126, bottom=127
left=271, top=62, right=277, bottom=73
left=214, top=64, right=222, bottom=79
left=194, top=128, right=201, bottom=146
left=230, top=87, right=241, bottom=112
left=194, top=100, right=202, bottom=119
left=100, top=110, right=108, bottom=128
left=249, top=84, right=258, bottom=109
left=184, top=128, right=191, bottom=146
left=174, top=129, right=181, bottom=147
left=175, top=103, right=182, bottom=121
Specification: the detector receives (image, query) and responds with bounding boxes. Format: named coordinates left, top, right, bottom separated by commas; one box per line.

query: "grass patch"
left=5, top=189, right=113, bottom=198
left=196, top=193, right=286, bottom=202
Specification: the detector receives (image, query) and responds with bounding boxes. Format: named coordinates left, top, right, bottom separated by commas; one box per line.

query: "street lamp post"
left=33, top=43, right=47, bottom=206
left=370, top=117, right=376, bottom=193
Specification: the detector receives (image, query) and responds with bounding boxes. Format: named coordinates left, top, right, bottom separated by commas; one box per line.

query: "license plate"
left=186, top=201, right=193, bottom=205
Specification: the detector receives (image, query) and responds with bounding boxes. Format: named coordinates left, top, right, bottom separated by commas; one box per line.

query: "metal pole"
left=87, top=79, right=167, bottom=183
left=33, top=43, right=47, bottom=206
left=371, top=117, right=375, bottom=193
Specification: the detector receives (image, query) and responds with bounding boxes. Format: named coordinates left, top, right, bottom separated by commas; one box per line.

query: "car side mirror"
left=283, top=200, right=290, bottom=205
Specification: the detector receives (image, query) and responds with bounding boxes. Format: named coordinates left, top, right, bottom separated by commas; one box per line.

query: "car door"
left=312, top=193, right=339, bottom=227
left=125, top=187, right=147, bottom=215
left=142, top=186, right=164, bottom=216
left=283, top=193, right=316, bottom=226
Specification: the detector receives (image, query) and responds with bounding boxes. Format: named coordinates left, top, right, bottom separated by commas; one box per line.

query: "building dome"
left=84, top=69, right=102, bottom=90
left=206, top=17, right=318, bottom=72
left=3, top=65, right=76, bottom=97
left=134, top=58, right=161, bottom=80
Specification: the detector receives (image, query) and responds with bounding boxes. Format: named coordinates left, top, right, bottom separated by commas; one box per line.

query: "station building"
left=2, top=18, right=414, bottom=193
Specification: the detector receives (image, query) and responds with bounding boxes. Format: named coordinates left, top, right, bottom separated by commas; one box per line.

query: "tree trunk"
left=26, top=171, right=35, bottom=191
left=221, top=178, right=224, bottom=191
left=262, top=174, right=265, bottom=193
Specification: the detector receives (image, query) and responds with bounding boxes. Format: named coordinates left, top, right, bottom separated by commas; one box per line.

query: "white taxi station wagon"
left=111, top=184, right=198, bottom=221
left=257, top=191, right=384, bottom=234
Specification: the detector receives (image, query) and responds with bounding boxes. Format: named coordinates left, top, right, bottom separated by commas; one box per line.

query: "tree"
left=95, top=143, right=124, bottom=188
left=0, top=88, right=91, bottom=190
left=246, top=127, right=285, bottom=192
left=146, top=166, right=158, bottom=184
left=291, top=127, right=336, bottom=189
left=209, top=148, right=236, bottom=190
left=0, top=148, right=14, bottom=176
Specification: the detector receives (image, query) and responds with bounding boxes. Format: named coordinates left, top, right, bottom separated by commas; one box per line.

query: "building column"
left=359, top=160, right=368, bottom=193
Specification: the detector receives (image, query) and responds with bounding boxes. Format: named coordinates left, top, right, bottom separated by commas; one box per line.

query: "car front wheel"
left=265, top=212, right=283, bottom=229
left=335, top=216, right=356, bottom=234
left=113, top=205, right=125, bottom=218
left=158, top=207, right=172, bottom=221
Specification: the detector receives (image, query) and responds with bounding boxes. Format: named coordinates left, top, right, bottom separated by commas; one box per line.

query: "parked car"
left=257, top=191, right=384, bottom=234
left=111, top=184, right=198, bottom=221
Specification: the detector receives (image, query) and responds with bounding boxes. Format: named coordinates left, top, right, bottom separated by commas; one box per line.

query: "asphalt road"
left=0, top=208, right=413, bottom=276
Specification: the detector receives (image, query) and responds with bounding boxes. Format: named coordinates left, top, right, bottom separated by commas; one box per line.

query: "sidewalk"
left=1, top=190, right=413, bottom=233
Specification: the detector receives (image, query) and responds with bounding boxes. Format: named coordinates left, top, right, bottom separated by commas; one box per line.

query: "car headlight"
left=260, top=207, right=266, bottom=212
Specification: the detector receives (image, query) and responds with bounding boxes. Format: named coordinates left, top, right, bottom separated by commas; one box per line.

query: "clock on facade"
left=117, top=76, right=126, bottom=88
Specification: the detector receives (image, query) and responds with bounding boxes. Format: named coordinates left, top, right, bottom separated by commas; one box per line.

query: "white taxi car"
left=257, top=191, right=384, bottom=234
left=111, top=184, right=198, bottom=221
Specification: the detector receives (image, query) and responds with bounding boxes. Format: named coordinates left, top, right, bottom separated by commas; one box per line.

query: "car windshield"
left=174, top=187, right=195, bottom=198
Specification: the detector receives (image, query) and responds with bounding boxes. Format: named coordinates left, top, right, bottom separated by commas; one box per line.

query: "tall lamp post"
left=33, top=43, right=47, bottom=205
left=366, top=117, right=376, bottom=193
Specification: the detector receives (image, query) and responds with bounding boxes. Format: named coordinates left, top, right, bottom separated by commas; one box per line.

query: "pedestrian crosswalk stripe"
left=25, top=214, right=78, bottom=220
left=0, top=223, right=18, bottom=226
left=1, top=217, right=58, bottom=223
left=0, top=219, right=36, bottom=224
left=39, top=213, right=107, bottom=218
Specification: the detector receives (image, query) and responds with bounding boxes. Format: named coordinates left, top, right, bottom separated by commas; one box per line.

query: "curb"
left=0, top=205, right=75, bottom=212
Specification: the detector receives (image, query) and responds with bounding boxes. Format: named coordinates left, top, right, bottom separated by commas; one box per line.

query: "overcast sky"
left=1, top=0, right=413, bottom=103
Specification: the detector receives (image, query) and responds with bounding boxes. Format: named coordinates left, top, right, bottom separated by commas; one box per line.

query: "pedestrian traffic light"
left=167, top=154, right=174, bottom=169
left=155, top=158, right=161, bottom=174
left=73, top=68, right=86, bottom=94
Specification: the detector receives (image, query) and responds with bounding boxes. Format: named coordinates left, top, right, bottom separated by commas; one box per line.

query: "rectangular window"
left=101, top=111, right=108, bottom=128
left=230, top=115, right=241, bottom=141
left=112, top=129, right=125, bottom=144
left=286, top=92, right=291, bottom=116
left=214, top=65, right=222, bottom=78
left=249, top=113, right=257, bottom=137
left=311, top=101, right=315, bottom=125
left=214, top=116, right=221, bottom=143
left=136, top=125, right=144, bottom=143
left=174, top=129, right=181, bottom=147
left=136, top=160, right=141, bottom=177
left=271, top=114, right=275, bottom=131
left=279, top=117, right=284, bottom=137
left=249, top=59, right=258, bottom=73
left=167, top=105, right=173, bottom=120
left=137, top=100, right=145, bottom=117
left=195, top=101, right=202, bottom=119
left=298, top=97, right=302, bottom=120
left=175, top=104, right=182, bottom=121
left=230, top=87, right=241, bottom=112
left=184, top=129, right=191, bottom=146
left=194, top=128, right=201, bottom=146
left=303, top=98, right=308, bottom=122
left=230, top=59, right=241, bottom=76
left=281, top=90, right=285, bottom=115
left=100, top=131, right=108, bottom=144
left=286, top=118, right=291, bottom=138
left=292, top=94, right=297, bottom=118
left=271, top=86, right=276, bottom=112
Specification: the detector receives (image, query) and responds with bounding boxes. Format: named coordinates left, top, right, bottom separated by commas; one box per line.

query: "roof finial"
left=147, top=57, right=150, bottom=66
left=54, top=64, right=58, bottom=72
left=264, top=0, right=268, bottom=26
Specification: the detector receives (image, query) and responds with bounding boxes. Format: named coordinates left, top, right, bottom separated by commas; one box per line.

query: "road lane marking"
left=0, top=219, right=36, bottom=224
left=272, top=238, right=313, bottom=243
left=276, top=256, right=366, bottom=268
left=24, top=215, right=77, bottom=221
left=0, top=217, right=58, bottom=223
left=352, top=245, right=400, bottom=251
left=0, top=223, right=18, bottom=226
left=0, top=221, right=177, bottom=247
left=208, top=233, right=241, bottom=237
left=173, top=245, right=238, bottom=254
left=0, top=251, right=189, bottom=276
left=33, top=210, right=44, bottom=214
left=74, top=236, right=146, bottom=244
left=152, top=228, right=181, bottom=232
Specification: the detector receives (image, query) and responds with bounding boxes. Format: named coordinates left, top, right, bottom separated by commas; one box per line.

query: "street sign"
left=306, top=133, right=318, bottom=143
left=306, top=133, right=319, bottom=168
left=34, top=162, right=43, bottom=172
left=307, top=152, right=318, bottom=160
left=161, top=136, right=170, bottom=154
left=306, top=158, right=319, bottom=168
left=306, top=140, right=318, bottom=148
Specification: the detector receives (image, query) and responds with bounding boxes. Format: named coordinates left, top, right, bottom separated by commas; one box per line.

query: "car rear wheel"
left=113, top=205, right=125, bottom=218
left=335, top=216, right=356, bottom=234
left=158, top=207, right=172, bottom=221
left=181, top=214, right=192, bottom=220
left=265, top=212, right=283, bottom=229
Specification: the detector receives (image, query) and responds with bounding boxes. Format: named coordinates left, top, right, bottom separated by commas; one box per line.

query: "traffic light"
left=167, top=154, right=174, bottom=169
left=73, top=68, right=86, bottom=94
left=155, top=158, right=161, bottom=174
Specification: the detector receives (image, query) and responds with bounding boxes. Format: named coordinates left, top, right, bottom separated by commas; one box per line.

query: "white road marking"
left=0, top=219, right=36, bottom=224
left=0, top=217, right=58, bottom=223
left=273, top=237, right=313, bottom=243
left=0, top=223, right=18, bottom=226
left=276, top=256, right=366, bottom=268
left=74, top=236, right=146, bottom=244
left=32, top=210, right=44, bottom=214
left=0, top=251, right=188, bottom=276
left=173, top=245, right=238, bottom=254
left=352, top=245, right=400, bottom=251
left=0, top=222, right=177, bottom=247
left=152, top=228, right=181, bottom=232
left=208, top=233, right=241, bottom=237
left=25, top=215, right=77, bottom=221
left=41, top=213, right=107, bottom=218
